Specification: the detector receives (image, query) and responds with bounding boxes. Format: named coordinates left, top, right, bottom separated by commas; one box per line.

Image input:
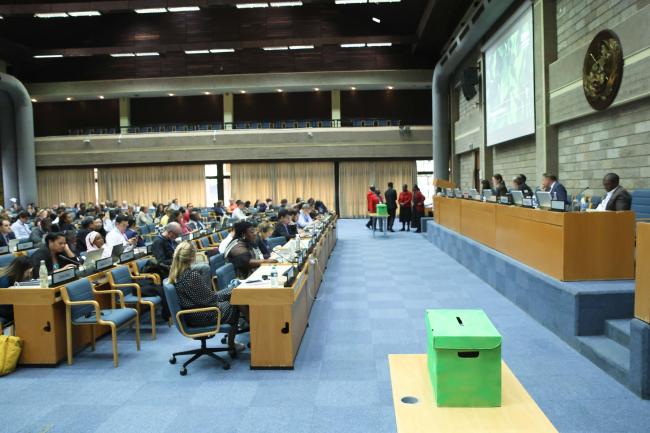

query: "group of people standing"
left=366, top=183, right=426, bottom=233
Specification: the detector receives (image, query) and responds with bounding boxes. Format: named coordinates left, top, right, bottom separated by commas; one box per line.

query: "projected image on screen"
left=484, top=6, right=534, bottom=146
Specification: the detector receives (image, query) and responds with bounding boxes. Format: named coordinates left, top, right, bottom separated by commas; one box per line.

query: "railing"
left=65, top=118, right=403, bottom=136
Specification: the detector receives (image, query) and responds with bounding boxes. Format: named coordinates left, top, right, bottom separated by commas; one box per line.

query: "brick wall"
left=491, top=136, right=537, bottom=186
left=459, top=151, right=476, bottom=190
left=558, top=97, right=650, bottom=194
left=556, top=0, right=645, bottom=58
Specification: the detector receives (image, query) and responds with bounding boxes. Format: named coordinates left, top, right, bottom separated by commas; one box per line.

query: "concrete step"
left=576, top=335, right=629, bottom=385
left=605, top=318, right=632, bottom=348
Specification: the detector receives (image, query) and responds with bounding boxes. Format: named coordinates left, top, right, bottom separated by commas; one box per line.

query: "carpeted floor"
left=3, top=219, right=649, bottom=433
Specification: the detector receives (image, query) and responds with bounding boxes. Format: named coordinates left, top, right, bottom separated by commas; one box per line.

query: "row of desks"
left=433, top=196, right=635, bottom=281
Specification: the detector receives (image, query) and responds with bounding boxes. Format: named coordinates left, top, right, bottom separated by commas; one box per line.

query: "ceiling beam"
left=411, top=0, right=438, bottom=54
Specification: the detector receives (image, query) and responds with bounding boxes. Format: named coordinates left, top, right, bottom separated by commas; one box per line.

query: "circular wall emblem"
left=583, top=29, right=624, bottom=110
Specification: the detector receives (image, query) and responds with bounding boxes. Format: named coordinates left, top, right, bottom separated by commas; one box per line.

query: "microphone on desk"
left=572, top=186, right=590, bottom=211
left=58, top=254, right=82, bottom=267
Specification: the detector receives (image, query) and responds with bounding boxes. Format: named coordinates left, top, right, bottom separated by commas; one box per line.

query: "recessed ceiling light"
left=270, top=1, right=303, bottom=6
left=0, top=15, right=4, bottom=20
left=185, top=50, right=210, bottom=55
left=33, top=54, right=64, bottom=58
left=31, top=98, right=37, bottom=102
left=168, top=93, right=175, bottom=96
left=372, top=17, right=381, bottom=23
left=240, top=90, right=247, bottom=94
left=335, top=0, right=367, bottom=4
left=134, top=8, right=167, bottom=14
left=367, top=42, right=392, bottom=47
left=350, top=87, right=356, bottom=90
left=370, top=0, right=401, bottom=3
left=314, top=87, right=320, bottom=91
left=67, top=11, right=101, bottom=17
left=98, top=95, right=105, bottom=99
left=110, top=53, right=135, bottom=57
left=66, top=97, right=73, bottom=101
left=210, top=48, right=235, bottom=53
left=167, top=6, right=201, bottom=12
left=203, top=91, right=211, bottom=95
left=135, top=52, right=159, bottom=56
left=34, top=13, right=68, bottom=18
left=289, top=45, right=314, bottom=50
left=236, top=3, right=269, bottom=8
left=263, top=46, right=289, bottom=51
left=277, top=89, right=283, bottom=92
left=340, top=43, right=366, bottom=48
left=386, top=86, right=394, bottom=90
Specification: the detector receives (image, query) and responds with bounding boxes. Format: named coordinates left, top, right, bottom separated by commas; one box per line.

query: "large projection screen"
left=484, top=5, right=534, bottom=146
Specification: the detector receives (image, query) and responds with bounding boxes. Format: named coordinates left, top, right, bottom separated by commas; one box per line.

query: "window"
left=204, top=163, right=231, bottom=204
left=416, top=160, right=434, bottom=206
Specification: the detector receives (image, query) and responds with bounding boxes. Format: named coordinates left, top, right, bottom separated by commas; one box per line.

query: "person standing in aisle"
left=398, top=184, right=412, bottom=231
left=365, top=185, right=379, bottom=230
left=411, top=185, right=426, bottom=233
left=384, top=182, right=397, bottom=233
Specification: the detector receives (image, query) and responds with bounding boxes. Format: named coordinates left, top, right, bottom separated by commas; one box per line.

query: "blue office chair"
left=217, top=229, right=229, bottom=241
left=61, top=278, right=140, bottom=367
left=215, top=263, right=236, bottom=292
left=163, top=279, right=234, bottom=375
left=0, top=254, right=15, bottom=268
left=108, top=265, right=163, bottom=339
left=267, top=236, right=286, bottom=250
left=631, top=189, right=650, bottom=220
left=209, top=254, right=226, bottom=278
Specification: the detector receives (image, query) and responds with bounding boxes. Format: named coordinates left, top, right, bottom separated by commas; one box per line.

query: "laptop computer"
left=536, top=191, right=552, bottom=208
left=511, top=190, right=524, bottom=206
left=110, top=244, right=124, bottom=263
left=8, top=239, right=19, bottom=252
left=83, top=249, right=104, bottom=267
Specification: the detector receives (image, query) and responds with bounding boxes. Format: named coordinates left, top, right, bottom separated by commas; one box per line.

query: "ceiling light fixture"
left=31, top=98, right=37, bottom=102
left=185, top=50, right=210, bottom=54
left=350, top=86, right=357, bottom=90
left=98, top=95, right=105, bottom=99
left=33, top=54, right=64, bottom=58
left=372, top=17, right=381, bottom=23
left=341, top=43, right=366, bottom=48
left=277, top=89, right=283, bottom=92
left=34, top=13, right=68, bottom=18
left=210, top=48, right=235, bottom=53
left=168, top=93, right=175, bottom=96
left=0, top=15, right=4, bottom=19
left=335, top=0, right=367, bottom=4
left=270, top=1, right=303, bottom=6
left=263, top=46, right=289, bottom=51
left=386, top=86, right=394, bottom=90
left=289, top=45, right=314, bottom=50
left=134, top=8, right=167, bottom=14
left=314, top=87, right=320, bottom=91
left=167, top=6, right=201, bottom=12
left=66, top=97, right=73, bottom=101
left=236, top=3, right=269, bottom=8
left=67, top=11, right=101, bottom=17
left=370, top=0, right=401, bottom=3
left=110, top=53, right=135, bottom=57
left=240, top=90, right=247, bottom=94
left=135, top=52, right=159, bottom=56
left=367, top=42, right=392, bottom=47
left=203, top=91, right=211, bottom=95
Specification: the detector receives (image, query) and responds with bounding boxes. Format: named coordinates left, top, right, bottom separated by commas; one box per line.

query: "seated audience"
left=170, top=241, right=241, bottom=350
left=0, top=255, right=33, bottom=285
left=187, top=211, right=206, bottom=231
left=85, top=231, right=105, bottom=252
left=30, top=232, right=79, bottom=278
left=512, top=175, right=534, bottom=197
left=56, top=212, right=75, bottom=233
left=224, top=221, right=277, bottom=279
left=280, top=199, right=289, bottom=209
left=126, top=218, right=144, bottom=247
left=75, top=217, right=95, bottom=253
left=169, top=198, right=180, bottom=211
left=137, top=206, right=153, bottom=226
left=256, top=222, right=275, bottom=259
left=231, top=200, right=247, bottom=222
left=542, top=173, right=569, bottom=204
left=11, top=211, right=32, bottom=240
left=25, top=203, right=37, bottom=218
left=30, top=217, right=51, bottom=248
left=213, top=201, right=227, bottom=217
left=227, top=199, right=237, bottom=212
left=218, top=227, right=235, bottom=254
left=104, top=215, right=137, bottom=258
left=297, top=204, right=314, bottom=228
left=152, top=222, right=182, bottom=277
left=170, top=210, right=189, bottom=235
left=155, top=203, right=166, bottom=219
left=480, top=179, right=492, bottom=194
left=93, top=217, right=107, bottom=239
left=596, top=173, right=632, bottom=211
left=491, top=174, right=508, bottom=197
left=288, top=210, right=299, bottom=237
left=0, top=217, right=16, bottom=247
left=265, top=198, right=274, bottom=211
left=103, top=210, right=116, bottom=233
left=272, top=210, right=295, bottom=240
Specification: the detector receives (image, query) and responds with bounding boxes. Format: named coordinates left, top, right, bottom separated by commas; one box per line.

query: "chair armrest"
left=108, top=282, right=141, bottom=302
left=92, top=288, right=127, bottom=308
left=211, top=276, right=218, bottom=292
left=65, top=299, right=102, bottom=321
left=132, top=273, right=161, bottom=285
left=176, top=307, right=221, bottom=338
left=637, top=218, right=650, bottom=222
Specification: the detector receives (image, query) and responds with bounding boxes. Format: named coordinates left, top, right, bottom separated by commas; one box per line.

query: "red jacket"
left=367, top=191, right=380, bottom=213
left=413, top=191, right=426, bottom=213
left=398, top=191, right=413, bottom=207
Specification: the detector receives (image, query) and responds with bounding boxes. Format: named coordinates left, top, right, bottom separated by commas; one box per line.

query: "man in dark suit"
left=0, top=217, right=16, bottom=248
left=384, top=182, right=398, bottom=232
left=597, top=173, right=632, bottom=211
left=542, top=173, right=569, bottom=205
left=151, top=222, right=182, bottom=278
left=272, top=210, right=294, bottom=241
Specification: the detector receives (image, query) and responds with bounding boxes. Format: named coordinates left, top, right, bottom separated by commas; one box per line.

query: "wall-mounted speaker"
left=461, top=67, right=479, bottom=101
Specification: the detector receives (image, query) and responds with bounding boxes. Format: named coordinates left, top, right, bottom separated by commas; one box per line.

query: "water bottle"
left=39, top=260, right=48, bottom=288
left=270, top=266, right=278, bottom=288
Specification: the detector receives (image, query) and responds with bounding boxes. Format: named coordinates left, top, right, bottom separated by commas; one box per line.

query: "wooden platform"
left=388, top=354, right=557, bottom=433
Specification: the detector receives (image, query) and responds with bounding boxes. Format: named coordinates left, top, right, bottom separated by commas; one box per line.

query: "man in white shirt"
left=103, top=215, right=137, bottom=258
left=297, top=204, right=314, bottom=229
left=10, top=211, right=32, bottom=239
left=169, top=199, right=180, bottom=211
left=218, top=228, right=235, bottom=254
left=231, top=201, right=247, bottom=223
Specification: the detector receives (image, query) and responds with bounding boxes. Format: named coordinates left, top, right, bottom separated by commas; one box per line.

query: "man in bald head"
left=152, top=222, right=182, bottom=276
left=596, top=173, right=632, bottom=211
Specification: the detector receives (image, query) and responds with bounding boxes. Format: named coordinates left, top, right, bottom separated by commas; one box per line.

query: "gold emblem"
left=583, top=30, right=624, bottom=110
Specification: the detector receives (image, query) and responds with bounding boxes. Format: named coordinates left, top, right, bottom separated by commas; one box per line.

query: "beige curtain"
left=98, top=164, right=206, bottom=206
left=37, top=168, right=95, bottom=207
left=339, top=160, right=416, bottom=218
left=231, top=162, right=335, bottom=209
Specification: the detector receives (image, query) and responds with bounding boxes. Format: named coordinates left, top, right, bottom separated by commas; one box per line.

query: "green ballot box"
left=425, top=309, right=502, bottom=407
left=376, top=203, right=388, bottom=216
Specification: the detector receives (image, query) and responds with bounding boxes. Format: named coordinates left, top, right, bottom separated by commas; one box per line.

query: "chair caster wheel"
left=221, top=336, right=227, bottom=344
left=180, top=368, right=187, bottom=376
left=228, top=349, right=238, bottom=359
left=223, top=363, right=231, bottom=370
left=169, top=356, right=176, bottom=364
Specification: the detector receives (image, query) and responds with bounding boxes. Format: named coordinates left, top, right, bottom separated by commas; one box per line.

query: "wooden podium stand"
left=635, top=223, right=650, bottom=323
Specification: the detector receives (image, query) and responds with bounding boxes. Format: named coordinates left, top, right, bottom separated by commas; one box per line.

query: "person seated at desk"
left=169, top=210, right=189, bottom=235
left=227, top=199, right=237, bottom=213
left=85, top=231, right=105, bottom=253
left=30, top=217, right=52, bottom=248
left=231, top=200, right=247, bottom=223
left=30, top=232, right=79, bottom=278
left=126, top=217, right=145, bottom=247
left=272, top=210, right=295, bottom=241
left=104, top=215, right=138, bottom=259
left=218, top=227, right=235, bottom=255
left=0, top=255, right=33, bottom=286
left=55, top=211, right=75, bottom=233
left=288, top=210, right=300, bottom=237
left=10, top=211, right=32, bottom=240
left=187, top=211, right=206, bottom=231
left=224, top=221, right=277, bottom=279
left=512, top=175, right=534, bottom=197
left=75, top=217, right=95, bottom=253
left=297, top=204, right=314, bottom=229
left=596, top=172, right=632, bottom=211
left=213, top=201, right=227, bottom=218
left=0, top=217, right=16, bottom=248
left=279, top=198, right=289, bottom=209
left=542, top=173, right=569, bottom=205
left=491, top=174, right=508, bottom=197
left=152, top=222, right=182, bottom=275
left=136, top=206, right=153, bottom=227
left=256, top=222, right=274, bottom=259
left=170, top=241, right=242, bottom=350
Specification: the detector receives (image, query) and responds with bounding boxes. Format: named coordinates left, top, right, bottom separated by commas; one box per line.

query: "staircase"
left=575, top=318, right=632, bottom=385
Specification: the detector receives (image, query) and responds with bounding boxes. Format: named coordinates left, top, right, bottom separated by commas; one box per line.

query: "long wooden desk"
left=434, top=196, right=635, bottom=281
left=389, top=354, right=557, bottom=433
left=635, top=223, right=650, bottom=323
left=231, top=217, right=337, bottom=368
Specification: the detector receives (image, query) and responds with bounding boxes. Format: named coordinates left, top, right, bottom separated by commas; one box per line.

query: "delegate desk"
left=635, top=222, right=650, bottom=323
left=434, top=196, right=635, bottom=281
left=231, top=217, right=337, bottom=368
